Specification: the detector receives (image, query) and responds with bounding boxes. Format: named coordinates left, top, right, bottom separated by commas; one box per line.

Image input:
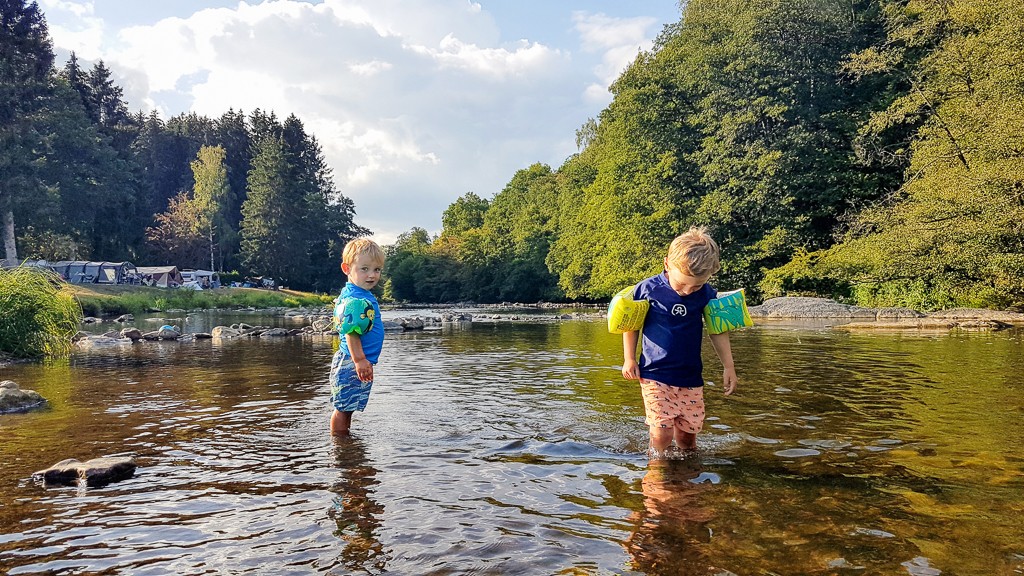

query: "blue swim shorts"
left=329, top=352, right=374, bottom=412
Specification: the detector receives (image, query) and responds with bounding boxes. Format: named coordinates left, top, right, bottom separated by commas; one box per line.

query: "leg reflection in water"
left=329, top=435, right=387, bottom=573
left=625, top=457, right=718, bottom=576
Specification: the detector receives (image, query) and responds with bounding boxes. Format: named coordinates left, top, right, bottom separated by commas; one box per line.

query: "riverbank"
left=749, top=296, right=1024, bottom=329
left=70, top=285, right=332, bottom=317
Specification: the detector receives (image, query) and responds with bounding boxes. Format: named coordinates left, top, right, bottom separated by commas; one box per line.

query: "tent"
left=48, top=261, right=139, bottom=284
left=136, top=266, right=184, bottom=288
left=181, top=269, right=221, bottom=289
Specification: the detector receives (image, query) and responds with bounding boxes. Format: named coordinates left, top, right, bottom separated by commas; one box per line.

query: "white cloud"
left=38, top=0, right=105, bottom=59
left=572, top=11, right=658, bottom=103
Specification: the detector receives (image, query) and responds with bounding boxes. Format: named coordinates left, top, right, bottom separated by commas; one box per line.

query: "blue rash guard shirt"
left=633, top=273, right=717, bottom=388
left=337, top=282, right=384, bottom=364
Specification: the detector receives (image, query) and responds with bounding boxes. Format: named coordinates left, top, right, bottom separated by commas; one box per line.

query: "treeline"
left=1, top=1, right=366, bottom=292
left=385, top=0, right=1024, bottom=311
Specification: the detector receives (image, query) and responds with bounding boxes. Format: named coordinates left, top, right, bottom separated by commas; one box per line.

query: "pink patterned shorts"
left=640, top=379, right=705, bottom=435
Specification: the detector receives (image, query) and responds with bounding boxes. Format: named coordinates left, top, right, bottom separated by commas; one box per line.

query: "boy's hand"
left=354, top=357, right=373, bottom=382
left=622, top=358, right=640, bottom=380
left=722, top=366, right=737, bottom=395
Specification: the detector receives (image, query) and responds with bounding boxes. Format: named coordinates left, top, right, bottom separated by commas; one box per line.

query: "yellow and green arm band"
left=702, top=289, right=754, bottom=334
left=607, top=285, right=649, bottom=334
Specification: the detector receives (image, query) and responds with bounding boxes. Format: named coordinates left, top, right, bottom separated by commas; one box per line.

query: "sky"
left=37, top=0, right=682, bottom=244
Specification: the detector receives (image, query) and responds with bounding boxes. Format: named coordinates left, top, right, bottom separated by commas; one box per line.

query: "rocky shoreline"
left=749, top=297, right=1024, bottom=330
left=4, top=297, right=1021, bottom=371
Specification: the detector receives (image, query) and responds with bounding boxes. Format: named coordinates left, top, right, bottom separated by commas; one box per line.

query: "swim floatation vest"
left=607, top=285, right=754, bottom=334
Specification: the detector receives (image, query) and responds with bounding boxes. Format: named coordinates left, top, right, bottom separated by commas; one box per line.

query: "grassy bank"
left=0, top=267, right=82, bottom=358
left=70, top=285, right=333, bottom=317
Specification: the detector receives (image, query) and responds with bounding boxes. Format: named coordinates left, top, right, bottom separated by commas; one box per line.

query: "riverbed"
left=1, top=314, right=1022, bottom=574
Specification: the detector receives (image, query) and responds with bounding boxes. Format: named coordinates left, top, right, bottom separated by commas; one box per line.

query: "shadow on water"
left=1, top=318, right=1023, bottom=574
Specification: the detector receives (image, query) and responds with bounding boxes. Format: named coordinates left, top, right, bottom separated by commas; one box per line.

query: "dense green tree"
left=145, top=190, right=206, bottom=268
left=441, top=192, right=489, bottom=237
left=240, top=135, right=309, bottom=285
left=191, top=145, right=234, bottom=271
left=384, top=227, right=433, bottom=302
left=214, top=109, right=251, bottom=239
left=762, top=0, right=1024, bottom=310
left=1, top=0, right=54, bottom=264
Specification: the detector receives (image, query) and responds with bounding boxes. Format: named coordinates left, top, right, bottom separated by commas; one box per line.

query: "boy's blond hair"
left=667, top=227, right=720, bottom=278
left=342, top=238, right=385, bottom=267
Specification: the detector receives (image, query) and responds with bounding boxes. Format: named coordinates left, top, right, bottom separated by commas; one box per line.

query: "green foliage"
left=191, top=145, right=234, bottom=272
left=386, top=165, right=564, bottom=303
left=763, top=0, right=1024, bottom=310
left=0, top=266, right=82, bottom=358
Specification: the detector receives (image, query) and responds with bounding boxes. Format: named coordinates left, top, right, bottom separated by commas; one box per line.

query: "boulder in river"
left=33, top=457, right=137, bottom=487
left=749, top=297, right=876, bottom=319
left=0, top=381, right=47, bottom=414
left=212, top=326, right=242, bottom=339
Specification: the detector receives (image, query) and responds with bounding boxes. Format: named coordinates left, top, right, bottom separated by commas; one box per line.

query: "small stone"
left=33, top=456, right=137, bottom=487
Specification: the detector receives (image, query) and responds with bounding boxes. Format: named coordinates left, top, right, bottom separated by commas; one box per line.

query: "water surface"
left=2, top=316, right=1023, bottom=574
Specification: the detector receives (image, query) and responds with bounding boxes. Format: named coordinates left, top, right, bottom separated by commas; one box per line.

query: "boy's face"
left=664, top=258, right=710, bottom=296
left=342, top=253, right=384, bottom=291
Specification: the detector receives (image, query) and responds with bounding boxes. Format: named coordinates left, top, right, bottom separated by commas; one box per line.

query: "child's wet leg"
left=675, top=430, right=697, bottom=451
left=331, top=409, right=353, bottom=436
left=649, top=426, right=673, bottom=456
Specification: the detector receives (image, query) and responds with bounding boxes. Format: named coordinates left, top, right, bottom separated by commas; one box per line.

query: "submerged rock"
left=33, top=456, right=137, bottom=487
left=75, top=335, right=132, bottom=348
left=0, top=381, right=47, bottom=414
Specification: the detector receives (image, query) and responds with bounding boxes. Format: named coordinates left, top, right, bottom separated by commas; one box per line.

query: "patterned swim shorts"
left=639, top=378, right=705, bottom=435
left=330, top=352, right=374, bottom=412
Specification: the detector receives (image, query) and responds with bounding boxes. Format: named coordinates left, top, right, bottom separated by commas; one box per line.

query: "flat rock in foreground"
left=33, top=457, right=137, bottom=487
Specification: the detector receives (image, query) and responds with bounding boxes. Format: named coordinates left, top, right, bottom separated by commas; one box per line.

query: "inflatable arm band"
left=334, top=296, right=376, bottom=335
left=607, top=285, right=649, bottom=334
left=702, top=289, right=754, bottom=334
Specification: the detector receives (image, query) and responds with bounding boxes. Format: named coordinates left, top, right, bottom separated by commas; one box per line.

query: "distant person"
left=329, top=238, right=386, bottom=436
left=621, top=227, right=738, bottom=456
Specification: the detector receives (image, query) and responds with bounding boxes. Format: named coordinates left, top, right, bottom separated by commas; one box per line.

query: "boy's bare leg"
left=649, top=426, right=673, bottom=455
left=331, top=409, right=353, bottom=436
left=675, top=430, right=697, bottom=451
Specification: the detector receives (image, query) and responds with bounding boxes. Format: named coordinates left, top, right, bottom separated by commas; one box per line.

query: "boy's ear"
left=341, top=262, right=351, bottom=274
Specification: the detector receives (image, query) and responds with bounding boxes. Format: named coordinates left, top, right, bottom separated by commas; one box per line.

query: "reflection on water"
left=329, top=436, right=385, bottom=574
left=1, top=318, right=1023, bottom=574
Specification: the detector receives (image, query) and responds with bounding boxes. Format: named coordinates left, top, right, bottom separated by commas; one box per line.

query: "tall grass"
left=76, top=288, right=333, bottom=317
left=0, top=267, right=83, bottom=358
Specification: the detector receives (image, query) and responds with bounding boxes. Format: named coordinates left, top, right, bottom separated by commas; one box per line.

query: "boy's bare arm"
left=622, top=330, right=640, bottom=380
left=709, top=332, right=737, bottom=395
left=345, top=333, right=373, bottom=382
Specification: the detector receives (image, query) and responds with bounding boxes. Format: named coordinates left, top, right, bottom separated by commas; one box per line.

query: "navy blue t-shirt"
left=633, top=273, right=717, bottom=388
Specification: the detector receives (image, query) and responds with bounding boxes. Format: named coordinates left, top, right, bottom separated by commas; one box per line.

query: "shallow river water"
left=1, top=313, right=1023, bottom=575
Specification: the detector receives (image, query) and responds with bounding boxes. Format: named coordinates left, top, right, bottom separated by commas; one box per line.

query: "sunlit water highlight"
left=2, top=314, right=1023, bottom=574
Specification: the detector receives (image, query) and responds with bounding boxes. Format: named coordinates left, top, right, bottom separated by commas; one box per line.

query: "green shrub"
left=0, top=267, right=83, bottom=358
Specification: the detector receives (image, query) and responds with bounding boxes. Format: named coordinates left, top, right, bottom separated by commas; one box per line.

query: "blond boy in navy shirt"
left=621, top=227, right=738, bottom=455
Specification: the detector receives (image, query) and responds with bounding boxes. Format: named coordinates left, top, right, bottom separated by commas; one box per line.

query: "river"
left=1, top=312, right=1022, bottom=574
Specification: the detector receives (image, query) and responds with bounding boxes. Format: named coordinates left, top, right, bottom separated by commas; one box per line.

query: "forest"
left=386, top=0, right=1024, bottom=310
left=3, top=0, right=1023, bottom=308
left=1, top=1, right=366, bottom=292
